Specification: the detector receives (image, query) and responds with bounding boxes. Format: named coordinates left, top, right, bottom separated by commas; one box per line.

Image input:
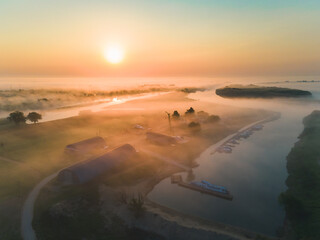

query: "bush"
left=206, top=115, right=220, bottom=123
left=188, top=121, right=200, bottom=128
left=128, top=194, right=145, bottom=218
left=197, top=111, right=209, bottom=119
left=172, top=110, right=180, bottom=119
left=185, top=107, right=195, bottom=115
left=7, top=111, right=26, bottom=125
left=27, top=112, right=42, bottom=123
left=179, top=87, right=206, bottom=93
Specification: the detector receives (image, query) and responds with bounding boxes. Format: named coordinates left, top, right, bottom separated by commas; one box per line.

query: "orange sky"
left=1, top=1, right=320, bottom=77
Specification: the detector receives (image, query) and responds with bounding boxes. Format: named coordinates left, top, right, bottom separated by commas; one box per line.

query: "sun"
left=104, top=44, right=124, bottom=64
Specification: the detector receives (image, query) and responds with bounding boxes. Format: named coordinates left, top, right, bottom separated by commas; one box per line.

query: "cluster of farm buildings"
left=58, top=131, right=183, bottom=185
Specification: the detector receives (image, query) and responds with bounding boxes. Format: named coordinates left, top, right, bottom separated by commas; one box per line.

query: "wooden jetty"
left=178, top=182, right=233, bottom=201
left=171, top=175, right=182, bottom=183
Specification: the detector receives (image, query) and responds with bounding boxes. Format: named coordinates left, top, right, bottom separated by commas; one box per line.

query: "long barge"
left=178, top=181, right=233, bottom=200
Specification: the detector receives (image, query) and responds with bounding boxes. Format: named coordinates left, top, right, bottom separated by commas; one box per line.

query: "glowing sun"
left=104, top=45, right=124, bottom=64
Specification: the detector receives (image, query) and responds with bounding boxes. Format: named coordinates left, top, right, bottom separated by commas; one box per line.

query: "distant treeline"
left=279, top=110, right=320, bottom=239
left=216, top=85, right=311, bottom=98
left=0, top=87, right=207, bottom=112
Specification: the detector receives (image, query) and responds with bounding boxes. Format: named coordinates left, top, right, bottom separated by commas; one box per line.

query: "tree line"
left=7, top=111, right=42, bottom=125
left=171, top=107, right=220, bottom=122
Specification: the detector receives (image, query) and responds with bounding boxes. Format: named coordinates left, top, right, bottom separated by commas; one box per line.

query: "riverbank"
left=0, top=86, right=205, bottom=120
left=101, top=185, right=277, bottom=240
left=279, top=110, right=320, bottom=240
left=0, top=87, right=172, bottom=113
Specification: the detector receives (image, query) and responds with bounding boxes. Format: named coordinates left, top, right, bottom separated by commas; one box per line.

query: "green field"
left=0, top=110, right=156, bottom=240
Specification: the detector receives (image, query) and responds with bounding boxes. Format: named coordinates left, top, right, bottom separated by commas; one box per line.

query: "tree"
left=27, top=112, right=42, bottom=123
left=128, top=193, right=145, bottom=218
left=7, top=111, right=26, bottom=125
left=188, top=121, right=201, bottom=132
left=197, top=111, right=209, bottom=119
left=206, top=115, right=220, bottom=123
left=172, top=110, right=180, bottom=119
left=185, top=107, right=195, bottom=115
left=188, top=121, right=200, bottom=128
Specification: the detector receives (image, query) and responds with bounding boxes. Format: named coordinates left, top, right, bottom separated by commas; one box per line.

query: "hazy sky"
left=1, top=0, right=320, bottom=77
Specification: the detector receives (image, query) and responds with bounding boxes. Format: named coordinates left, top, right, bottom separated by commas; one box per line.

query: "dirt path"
left=21, top=172, right=58, bottom=240
left=0, top=156, right=22, bottom=165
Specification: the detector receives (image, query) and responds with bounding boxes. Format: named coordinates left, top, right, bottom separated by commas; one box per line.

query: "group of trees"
left=172, top=107, right=195, bottom=120
left=170, top=107, right=221, bottom=133
left=171, top=107, right=220, bottom=123
left=7, top=111, right=42, bottom=125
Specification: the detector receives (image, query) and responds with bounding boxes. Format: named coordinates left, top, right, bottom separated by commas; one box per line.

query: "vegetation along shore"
left=279, top=110, right=320, bottom=240
left=216, top=85, right=312, bottom=98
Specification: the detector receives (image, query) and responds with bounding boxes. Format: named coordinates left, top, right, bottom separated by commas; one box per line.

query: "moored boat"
left=178, top=181, right=233, bottom=200
left=201, top=180, right=228, bottom=193
left=190, top=181, right=229, bottom=194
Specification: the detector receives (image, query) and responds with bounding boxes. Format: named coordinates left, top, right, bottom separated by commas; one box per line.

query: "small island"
left=216, top=84, right=312, bottom=98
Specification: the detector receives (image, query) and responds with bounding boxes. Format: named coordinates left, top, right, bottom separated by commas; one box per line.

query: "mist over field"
left=1, top=0, right=320, bottom=239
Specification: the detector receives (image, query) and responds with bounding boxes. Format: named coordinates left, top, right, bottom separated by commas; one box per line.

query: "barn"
left=58, top=144, right=136, bottom=185
left=146, top=132, right=177, bottom=145
left=65, top=136, right=106, bottom=154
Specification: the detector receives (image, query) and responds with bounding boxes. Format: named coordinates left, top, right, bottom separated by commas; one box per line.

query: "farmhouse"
left=58, top=144, right=136, bottom=185
left=65, top=136, right=106, bottom=154
left=146, top=131, right=177, bottom=145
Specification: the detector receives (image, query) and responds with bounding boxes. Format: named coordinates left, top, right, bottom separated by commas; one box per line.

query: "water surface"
left=148, top=84, right=320, bottom=236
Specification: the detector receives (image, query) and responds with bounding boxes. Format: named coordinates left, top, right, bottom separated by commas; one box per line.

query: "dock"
left=178, top=181, right=233, bottom=201
left=171, top=175, right=182, bottom=183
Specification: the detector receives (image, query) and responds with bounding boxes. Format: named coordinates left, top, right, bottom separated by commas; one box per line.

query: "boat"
left=225, top=144, right=235, bottom=148
left=252, top=124, right=263, bottom=130
left=190, top=181, right=228, bottom=194
left=178, top=181, right=233, bottom=200
left=217, top=146, right=232, bottom=153
left=201, top=180, right=228, bottom=192
left=239, top=131, right=251, bottom=138
left=229, top=139, right=239, bottom=144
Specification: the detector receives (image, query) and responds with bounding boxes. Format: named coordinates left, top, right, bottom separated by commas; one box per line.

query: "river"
left=0, top=92, right=170, bottom=122
left=148, top=82, right=320, bottom=236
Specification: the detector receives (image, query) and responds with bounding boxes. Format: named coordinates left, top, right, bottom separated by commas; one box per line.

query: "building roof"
left=146, top=131, right=177, bottom=145
left=60, top=144, right=136, bottom=184
left=65, top=136, right=106, bottom=152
